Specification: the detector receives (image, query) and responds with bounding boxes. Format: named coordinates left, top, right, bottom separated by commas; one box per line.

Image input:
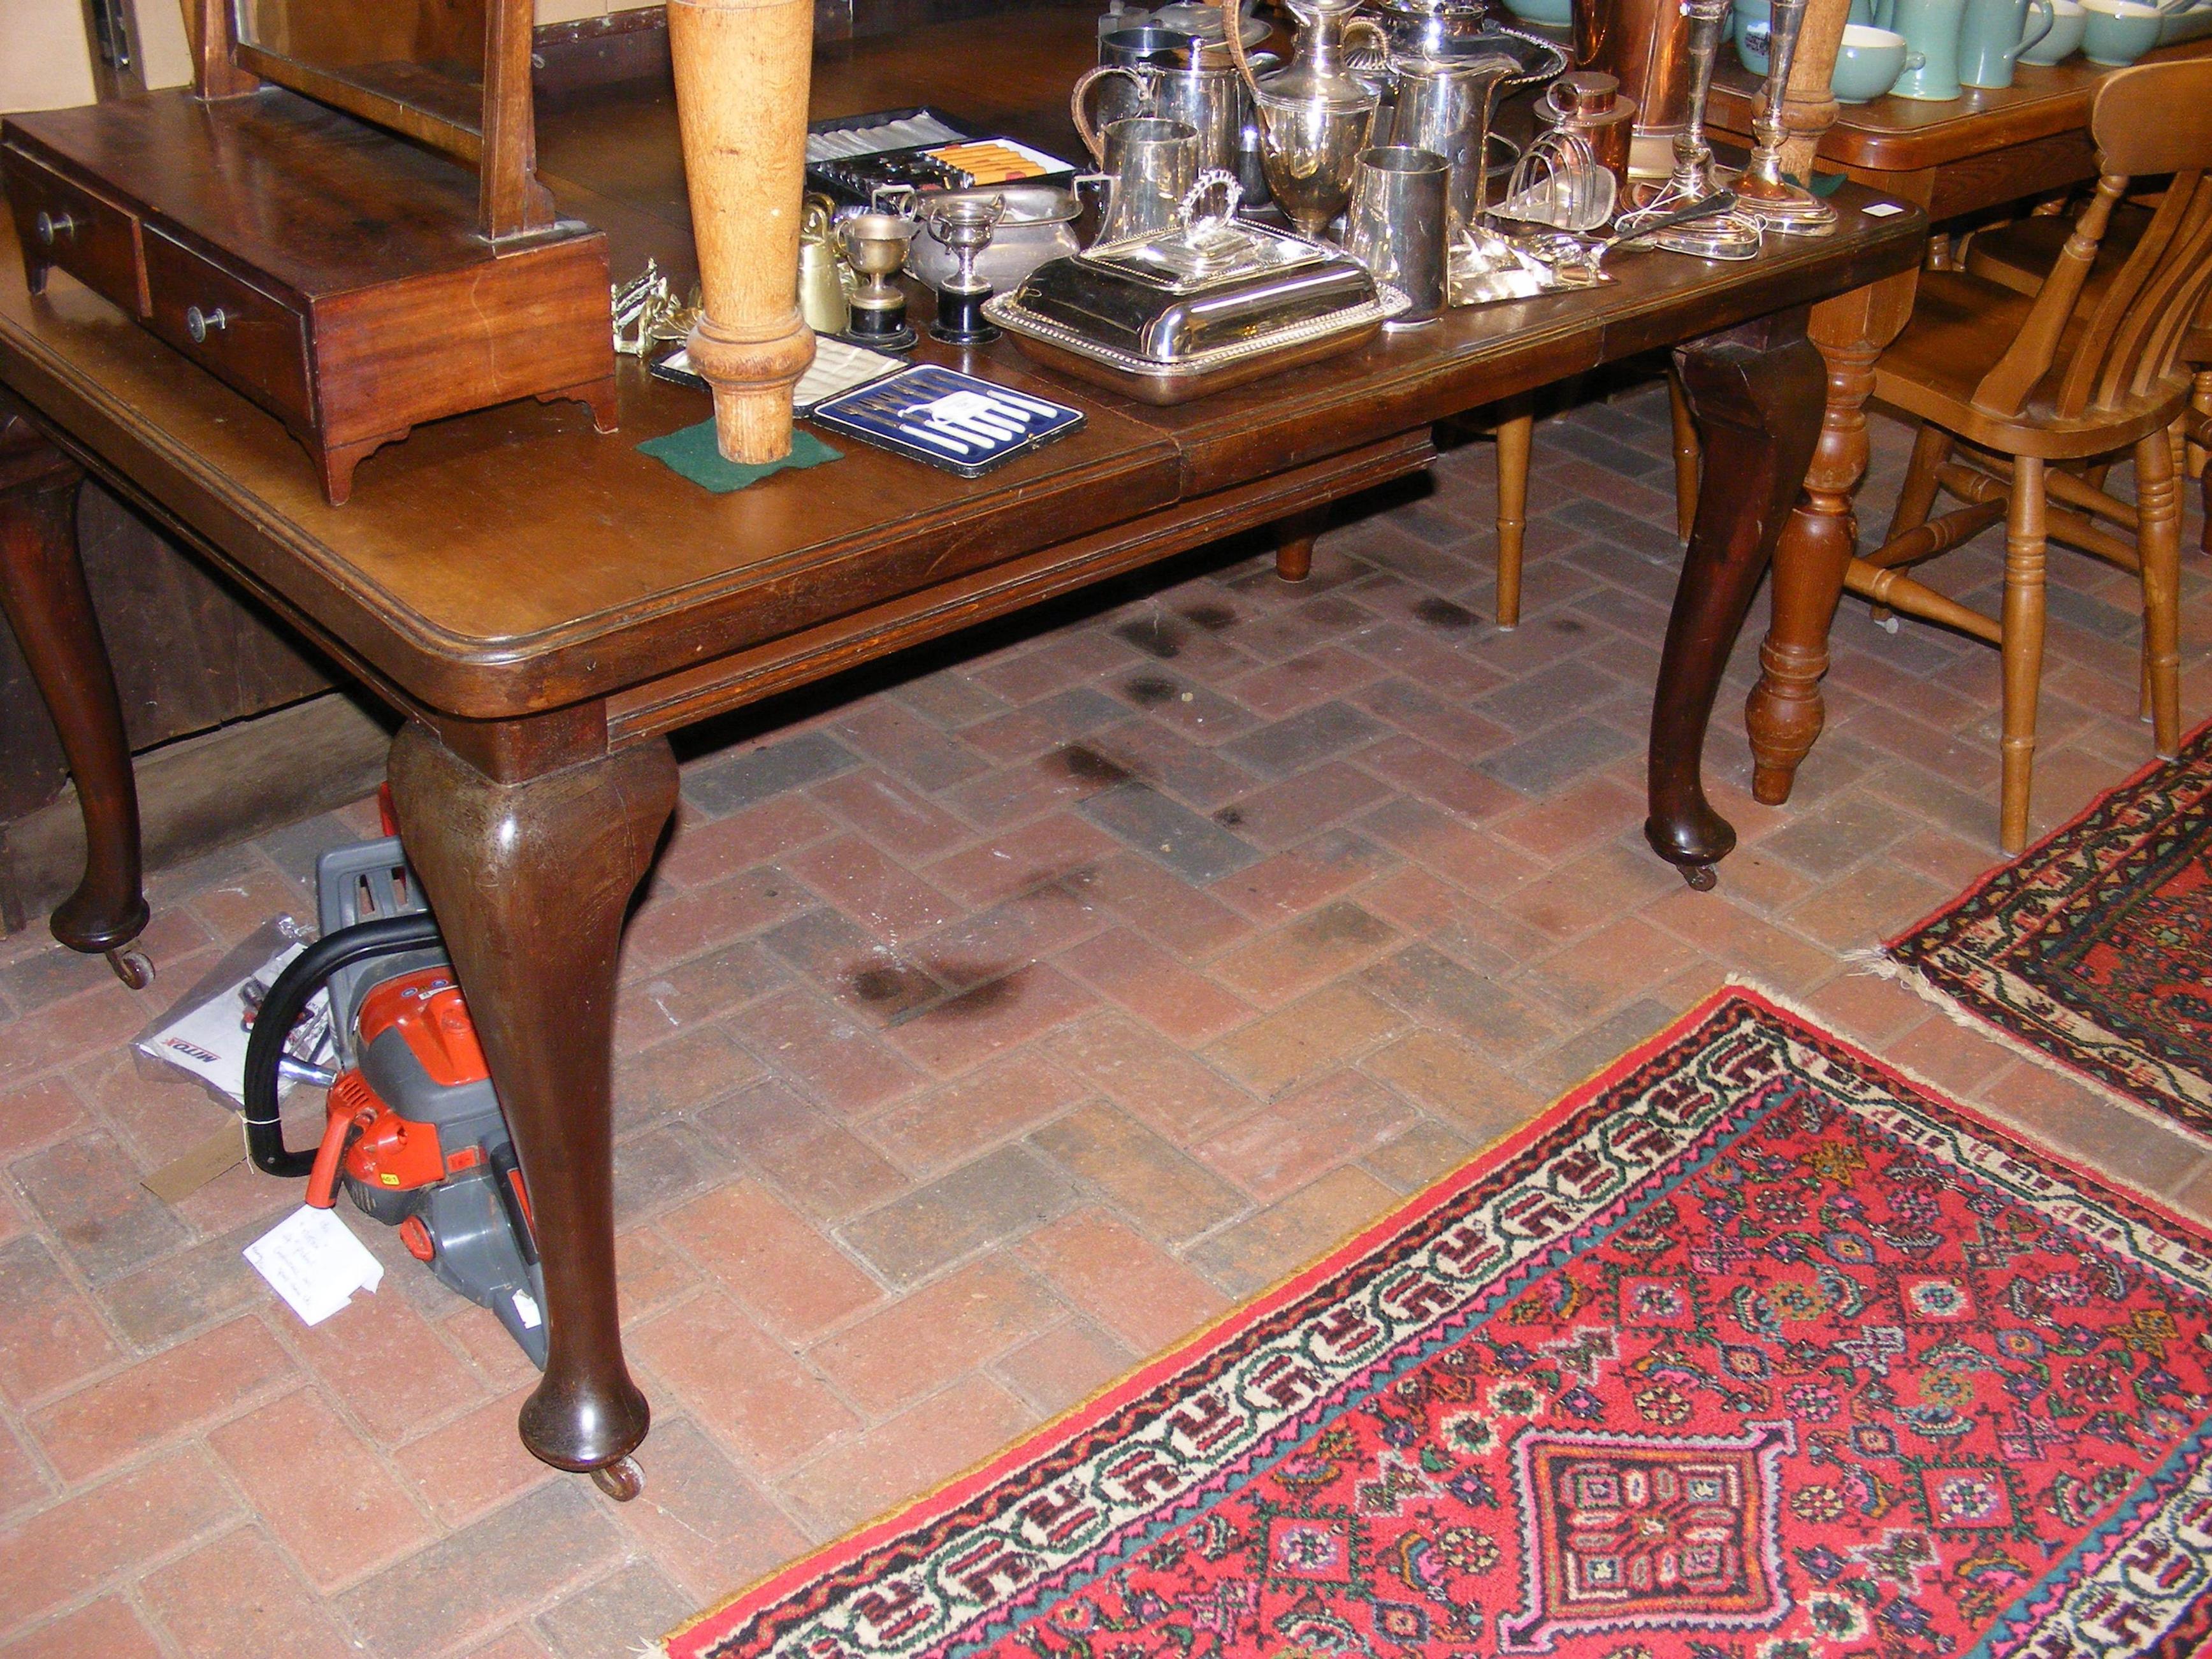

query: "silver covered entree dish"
left=983, top=215, right=1402, bottom=404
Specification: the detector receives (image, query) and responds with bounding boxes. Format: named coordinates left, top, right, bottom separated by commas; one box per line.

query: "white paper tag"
left=1862, top=201, right=1906, bottom=218
left=245, top=1206, right=384, bottom=1326
left=138, top=940, right=328, bottom=1105
left=512, top=1289, right=542, bottom=1329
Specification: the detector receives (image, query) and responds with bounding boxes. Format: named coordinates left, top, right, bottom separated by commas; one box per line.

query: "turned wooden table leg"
left=0, top=411, right=151, bottom=986
left=1273, top=507, right=1326, bottom=582
left=388, top=721, right=677, bottom=1484
left=1647, top=310, right=1825, bottom=888
left=1744, top=275, right=1916, bottom=802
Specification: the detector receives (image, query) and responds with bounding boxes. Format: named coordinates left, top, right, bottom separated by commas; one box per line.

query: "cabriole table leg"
left=0, top=410, right=151, bottom=985
left=387, top=721, right=677, bottom=1487
left=1647, top=310, right=1826, bottom=889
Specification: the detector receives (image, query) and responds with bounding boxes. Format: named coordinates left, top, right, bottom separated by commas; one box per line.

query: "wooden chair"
left=1275, top=375, right=1702, bottom=629
left=1966, top=200, right=2212, bottom=553
left=1851, top=59, right=2212, bottom=852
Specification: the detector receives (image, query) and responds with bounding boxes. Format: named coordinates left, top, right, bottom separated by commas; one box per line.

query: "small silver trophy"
left=924, top=194, right=1007, bottom=345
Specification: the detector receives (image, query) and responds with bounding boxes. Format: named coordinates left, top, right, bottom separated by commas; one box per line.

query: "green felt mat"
left=638, top=421, right=841, bottom=493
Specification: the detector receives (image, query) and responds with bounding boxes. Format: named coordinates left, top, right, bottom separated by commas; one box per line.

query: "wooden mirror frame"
left=187, top=0, right=556, bottom=242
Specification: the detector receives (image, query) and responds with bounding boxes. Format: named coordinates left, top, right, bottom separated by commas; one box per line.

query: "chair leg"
left=2191, top=369, right=2209, bottom=477
left=2000, top=458, right=2049, bottom=854
left=1666, top=368, right=1698, bottom=542
left=2193, top=367, right=2211, bottom=553
left=1876, top=423, right=1955, bottom=626
left=1885, top=422, right=1954, bottom=544
left=2136, top=431, right=2183, bottom=757
left=1495, top=410, right=1531, bottom=628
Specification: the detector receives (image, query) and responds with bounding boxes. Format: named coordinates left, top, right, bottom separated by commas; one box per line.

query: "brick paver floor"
left=3, top=373, right=2209, bottom=1657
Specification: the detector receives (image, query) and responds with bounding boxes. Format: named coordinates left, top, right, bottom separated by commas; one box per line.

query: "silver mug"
left=1074, top=26, right=1196, bottom=148
left=1074, top=59, right=1245, bottom=173
left=1341, top=145, right=1450, bottom=326
left=1095, top=116, right=1202, bottom=244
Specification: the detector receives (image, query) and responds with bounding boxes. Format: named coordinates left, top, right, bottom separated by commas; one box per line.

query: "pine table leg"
left=1744, top=273, right=1916, bottom=803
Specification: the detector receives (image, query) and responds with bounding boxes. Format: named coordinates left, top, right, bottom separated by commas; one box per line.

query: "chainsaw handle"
left=242, top=911, right=444, bottom=1178
left=305, top=1094, right=376, bottom=1208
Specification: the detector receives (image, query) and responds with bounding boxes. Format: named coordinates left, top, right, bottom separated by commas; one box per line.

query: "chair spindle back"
left=1968, top=59, right=2212, bottom=424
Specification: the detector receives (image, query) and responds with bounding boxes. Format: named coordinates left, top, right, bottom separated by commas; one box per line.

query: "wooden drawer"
left=2, top=144, right=147, bottom=317
left=141, top=225, right=312, bottom=427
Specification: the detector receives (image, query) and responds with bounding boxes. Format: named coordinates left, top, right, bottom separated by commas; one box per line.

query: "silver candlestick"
left=1733, top=0, right=1839, bottom=236
left=1614, top=0, right=1762, bottom=257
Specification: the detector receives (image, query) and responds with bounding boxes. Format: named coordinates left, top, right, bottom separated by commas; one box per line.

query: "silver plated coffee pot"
left=1222, top=0, right=1385, bottom=240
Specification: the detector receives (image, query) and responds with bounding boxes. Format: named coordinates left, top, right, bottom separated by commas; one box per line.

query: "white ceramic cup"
left=2020, top=0, right=2086, bottom=61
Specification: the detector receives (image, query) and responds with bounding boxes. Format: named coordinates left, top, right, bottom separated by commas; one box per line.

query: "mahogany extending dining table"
left=0, top=4, right=1925, bottom=1488
left=1706, top=38, right=2212, bottom=808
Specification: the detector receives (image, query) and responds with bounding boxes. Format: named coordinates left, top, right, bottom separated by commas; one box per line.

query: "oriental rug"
left=1888, top=719, right=2212, bottom=1141
left=663, top=987, right=2212, bottom=1659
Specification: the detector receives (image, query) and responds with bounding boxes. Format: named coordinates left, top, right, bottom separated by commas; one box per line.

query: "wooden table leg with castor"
left=387, top=718, right=677, bottom=1496
left=0, top=408, right=152, bottom=988
left=1646, top=310, right=1826, bottom=890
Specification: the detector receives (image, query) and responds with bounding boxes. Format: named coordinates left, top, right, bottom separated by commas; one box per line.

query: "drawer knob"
left=34, top=210, right=78, bottom=246
left=185, top=304, right=229, bottom=344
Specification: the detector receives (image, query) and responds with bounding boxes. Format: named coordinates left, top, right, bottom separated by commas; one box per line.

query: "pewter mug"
left=1341, top=144, right=1450, bottom=324
left=1096, top=116, right=1203, bottom=243
left=1387, top=50, right=1519, bottom=231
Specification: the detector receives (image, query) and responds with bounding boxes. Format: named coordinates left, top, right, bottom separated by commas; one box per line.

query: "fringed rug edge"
left=660, top=976, right=2212, bottom=1658
left=660, top=982, right=1777, bottom=1656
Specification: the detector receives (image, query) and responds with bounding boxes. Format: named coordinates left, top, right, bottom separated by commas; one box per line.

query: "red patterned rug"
left=1888, top=719, right=2212, bottom=1141
left=662, top=987, right=2212, bottom=1659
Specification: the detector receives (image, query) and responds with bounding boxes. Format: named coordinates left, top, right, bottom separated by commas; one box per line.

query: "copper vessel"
left=1575, top=0, right=1693, bottom=177
left=1533, top=69, right=1635, bottom=186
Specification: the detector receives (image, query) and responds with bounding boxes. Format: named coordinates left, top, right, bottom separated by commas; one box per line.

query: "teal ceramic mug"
left=1833, top=22, right=1922, bottom=97
left=2020, top=0, right=2086, bottom=60
left=1960, top=0, right=2051, bottom=83
left=2081, top=0, right=2162, bottom=59
left=1888, top=0, right=1969, bottom=94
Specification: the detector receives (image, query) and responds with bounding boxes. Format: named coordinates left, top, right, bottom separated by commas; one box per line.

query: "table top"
left=0, top=5, right=1924, bottom=730
left=1707, top=36, right=2212, bottom=174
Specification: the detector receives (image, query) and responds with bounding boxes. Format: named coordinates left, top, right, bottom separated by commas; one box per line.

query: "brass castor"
left=106, top=945, right=154, bottom=989
left=1679, top=863, right=1717, bottom=892
left=589, top=1455, right=644, bottom=1502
